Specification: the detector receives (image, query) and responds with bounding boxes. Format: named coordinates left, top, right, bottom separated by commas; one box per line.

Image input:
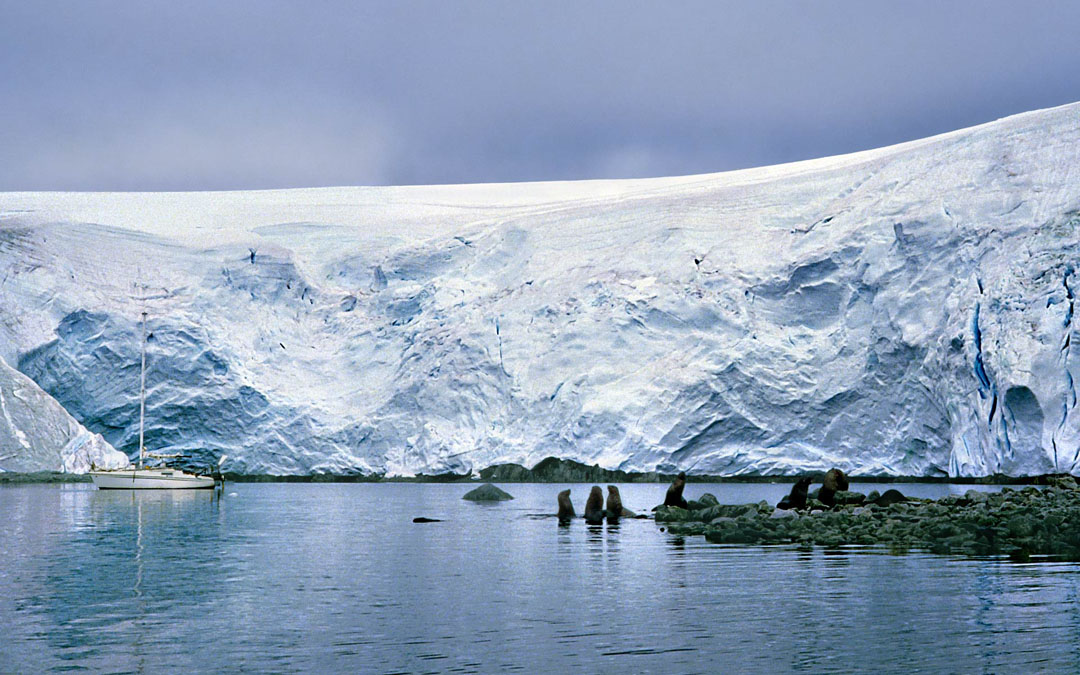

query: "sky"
left=2, top=1, right=1080, bottom=191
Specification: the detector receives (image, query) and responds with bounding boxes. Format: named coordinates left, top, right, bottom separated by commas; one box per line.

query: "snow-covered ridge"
left=2, top=102, right=1078, bottom=476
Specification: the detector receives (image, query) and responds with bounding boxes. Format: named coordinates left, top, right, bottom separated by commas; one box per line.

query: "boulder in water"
left=462, top=483, right=514, bottom=501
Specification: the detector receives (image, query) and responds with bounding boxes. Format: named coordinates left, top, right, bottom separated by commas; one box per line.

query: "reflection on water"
left=3, top=482, right=1080, bottom=672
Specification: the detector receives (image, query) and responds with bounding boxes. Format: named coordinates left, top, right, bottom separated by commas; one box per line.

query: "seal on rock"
left=818, top=468, right=849, bottom=507
left=664, top=471, right=689, bottom=508
left=823, top=468, right=849, bottom=492
left=584, top=486, right=605, bottom=524
left=606, top=486, right=624, bottom=523
left=557, top=489, right=575, bottom=524
left=778, top=476, right=812, bottom=510
left=874, top=488, right=907, bottom=507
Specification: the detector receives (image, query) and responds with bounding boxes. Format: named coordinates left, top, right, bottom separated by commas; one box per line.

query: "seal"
left=874, top=488, right=907, bottom=507
left=778, top=476, right=812, bottom=510
left=584, top=486, right=605, bottom=524
left=557, top=488, right=575, bottom=524
left=664, top=471, right=689, bottom=508
left=606, top=485, right=624, bottom=523
left=818, top=468, right=850, bottom=507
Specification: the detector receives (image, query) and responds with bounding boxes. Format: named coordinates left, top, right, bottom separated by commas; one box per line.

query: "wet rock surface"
left=656, top=478, right=1080, bottom=558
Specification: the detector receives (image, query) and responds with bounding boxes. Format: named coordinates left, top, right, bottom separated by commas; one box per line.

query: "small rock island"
left=656, top=475, right=1080, bottom=559
left=462, top=483, right=514, bottom=501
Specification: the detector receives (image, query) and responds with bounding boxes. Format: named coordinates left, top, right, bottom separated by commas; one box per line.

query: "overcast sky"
left=2, top=1, right=1079, bottom=191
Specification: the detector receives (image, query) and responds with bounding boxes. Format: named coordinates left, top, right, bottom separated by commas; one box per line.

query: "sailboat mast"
left=139, top=311, right=147, bottom=470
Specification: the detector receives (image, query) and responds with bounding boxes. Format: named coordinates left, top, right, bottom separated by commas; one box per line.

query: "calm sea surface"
left=3, top=482, right=1080, bottom=673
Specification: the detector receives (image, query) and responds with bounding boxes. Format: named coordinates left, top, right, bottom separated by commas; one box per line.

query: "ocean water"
left=3, top=481, right=1080, bottom=673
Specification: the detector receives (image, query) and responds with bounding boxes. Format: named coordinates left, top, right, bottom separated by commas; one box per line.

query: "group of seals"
left=778, top=468, right=883, bottom=510
left=558, top=486, right=629, bottom=524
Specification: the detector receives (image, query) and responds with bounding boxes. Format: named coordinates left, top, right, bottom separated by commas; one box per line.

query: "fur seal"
left=778, top=476, right=812, bottom=510
left=584, top=486, right=605, bottom=524
left=664, top=471, right=689, bottom=508
left=823, top=468, right=849, bottom=492
left=606, top=486, right=624, bottom=523
left=816, top=468, right=849, bottom=507
left=557, top=489, right=575, bottom=524
left=874, top=488, right=907, bottom=507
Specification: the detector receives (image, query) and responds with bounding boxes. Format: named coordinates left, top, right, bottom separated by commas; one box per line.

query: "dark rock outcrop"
left=479, top=457, right=658, bottom=483
left=462, top=483, right=514, bottom=501
left=661, top=483, right=1080, bottom=558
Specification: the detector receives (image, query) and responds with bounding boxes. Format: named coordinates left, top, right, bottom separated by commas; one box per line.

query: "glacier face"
left=0, top=355, right=129, bottom=473
left=1, top=103, right=1079, bottom=476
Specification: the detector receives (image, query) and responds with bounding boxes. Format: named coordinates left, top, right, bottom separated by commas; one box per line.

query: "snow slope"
left=2, top=103, right=1078, bottom=476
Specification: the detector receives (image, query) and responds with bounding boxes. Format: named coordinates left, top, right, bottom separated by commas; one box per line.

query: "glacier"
left=1, top=102, right=1078, bottom=477
left=0, top=355, right=129, bottom=473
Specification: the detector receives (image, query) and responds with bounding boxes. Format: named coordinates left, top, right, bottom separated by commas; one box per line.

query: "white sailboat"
left=90, top=312, right=216, bottom=490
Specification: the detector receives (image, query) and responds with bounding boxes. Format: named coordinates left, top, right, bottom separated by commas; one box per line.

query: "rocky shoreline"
left=656, top=476, right=1080, bottom=560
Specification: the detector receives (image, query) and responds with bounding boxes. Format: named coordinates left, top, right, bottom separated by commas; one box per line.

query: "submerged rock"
left=462, top=483, right=514, bottom=501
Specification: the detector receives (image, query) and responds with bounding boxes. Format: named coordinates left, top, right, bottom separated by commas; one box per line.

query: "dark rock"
left=694, top=493, right=720, bottom=509
left=656, top=480, right=1080, bottom=559
left=686, top=493, right=721, bottom=510
left=462, top=483, right=514, bottom=501
left=478, top=463, right=534, bottom=482
left=654, top=505, right=694, bottom=523
left=1047, top=475, right=1079, bottom=490
left=833, top=491, right=866, bottom=506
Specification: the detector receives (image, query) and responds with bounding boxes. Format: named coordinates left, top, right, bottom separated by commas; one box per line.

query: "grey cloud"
left=1, top=1, right=1079, bottom=190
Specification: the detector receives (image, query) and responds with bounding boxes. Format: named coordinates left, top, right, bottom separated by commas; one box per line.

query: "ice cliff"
left=1, top=103, right=1078, bottom=476
left=0, top=355, right=128, bottom=473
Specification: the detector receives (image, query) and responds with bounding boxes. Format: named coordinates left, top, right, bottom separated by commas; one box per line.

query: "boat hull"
left=89, top=469, right=215, bottom=489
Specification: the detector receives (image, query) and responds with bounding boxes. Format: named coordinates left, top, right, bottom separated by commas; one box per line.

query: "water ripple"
left=4, top=483, right=1080, bottom=672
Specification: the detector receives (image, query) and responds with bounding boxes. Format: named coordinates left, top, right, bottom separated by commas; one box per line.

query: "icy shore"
left=1, top=102, right=1078, bottom=476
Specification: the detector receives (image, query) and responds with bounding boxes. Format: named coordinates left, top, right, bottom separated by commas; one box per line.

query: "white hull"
left=90, top=468, right=215, bottom=489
